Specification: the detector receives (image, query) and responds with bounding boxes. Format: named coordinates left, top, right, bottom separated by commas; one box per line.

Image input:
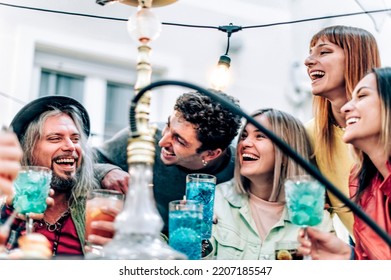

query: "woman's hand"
left=297, top=227, right=352, bottom=260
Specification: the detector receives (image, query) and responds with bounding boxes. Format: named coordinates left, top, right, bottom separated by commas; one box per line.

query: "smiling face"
left=304, top=38, right=346, bottom=100
left=238, top=115, right=275, bottom=182
left=158, top=110, right=207, bottom=170
left=32, top=113, right=82, bottom=181
left=341, top=73, right=381, bottom=150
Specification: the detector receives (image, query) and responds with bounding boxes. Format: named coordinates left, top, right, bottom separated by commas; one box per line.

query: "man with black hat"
left=0, top=95, right=99, bottom=256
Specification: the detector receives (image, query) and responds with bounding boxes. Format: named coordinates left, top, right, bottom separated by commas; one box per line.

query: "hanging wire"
left=0, top=91, right=26, bottom=105
left=1, top=2, right=391, bottom=31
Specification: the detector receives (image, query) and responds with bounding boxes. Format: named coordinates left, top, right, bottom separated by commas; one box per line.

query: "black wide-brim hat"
left=10, top=95, right=90, bottom=141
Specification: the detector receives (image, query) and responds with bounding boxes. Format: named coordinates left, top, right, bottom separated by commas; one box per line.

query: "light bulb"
left=127, top=7, right=162, bottom=45
left=210, top=55, right=231, bottom=91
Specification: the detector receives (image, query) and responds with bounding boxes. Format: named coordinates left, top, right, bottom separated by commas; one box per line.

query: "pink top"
left=249, top=192, right=285, bottom=241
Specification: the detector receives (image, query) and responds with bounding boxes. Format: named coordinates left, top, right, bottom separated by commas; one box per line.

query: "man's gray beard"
left=50, top=172, right=77, bottom=193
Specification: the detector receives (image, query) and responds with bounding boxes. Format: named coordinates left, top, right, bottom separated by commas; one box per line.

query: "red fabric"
left=349, top=162, right=391, bottom=260
left=35, top=215, right=83, bottom=255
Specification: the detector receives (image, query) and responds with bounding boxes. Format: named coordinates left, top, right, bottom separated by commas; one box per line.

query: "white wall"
left=0, top=0, right=390, bottom=138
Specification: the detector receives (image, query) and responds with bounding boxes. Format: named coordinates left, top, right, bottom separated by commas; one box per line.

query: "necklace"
left=35, top=210, right=70, bottom=256
left=43, top=210, right=70, bottom=232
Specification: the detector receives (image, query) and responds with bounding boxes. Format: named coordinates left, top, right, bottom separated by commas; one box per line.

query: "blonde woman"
left=212, top=108, right=333, bottom=259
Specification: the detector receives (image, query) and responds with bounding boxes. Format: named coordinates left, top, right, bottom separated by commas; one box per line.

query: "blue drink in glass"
left=169, top=200, right=202, bottom=260
left=284, top=175, right=325, bottom=226
left=185, top=174, right=216, bottom=239
left=13, top=166, right=52, bottom=214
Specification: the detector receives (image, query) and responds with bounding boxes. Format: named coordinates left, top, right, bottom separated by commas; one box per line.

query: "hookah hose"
left=130, top=79, right=391, bottom=248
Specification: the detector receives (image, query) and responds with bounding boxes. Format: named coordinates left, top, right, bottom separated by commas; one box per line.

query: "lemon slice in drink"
left=90, top=209, right=102, bottom=219
left=277, top=249, right=293, bottom=260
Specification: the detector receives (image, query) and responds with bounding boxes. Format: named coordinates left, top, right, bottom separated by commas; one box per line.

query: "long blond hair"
left=21, top=106, right=98, bottom=204
left=234, top=108, right=313, bottom=202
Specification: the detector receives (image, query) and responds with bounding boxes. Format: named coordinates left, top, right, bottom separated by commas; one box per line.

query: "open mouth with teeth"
left=54, top=157, right=77, bottom=166
left=346, top=117, right=359, bottom=126
left=161, top=147, right=175, bottom=157
left=310, top=70, right=325, bottom=81
left=242, top=153, right=259, bottom=161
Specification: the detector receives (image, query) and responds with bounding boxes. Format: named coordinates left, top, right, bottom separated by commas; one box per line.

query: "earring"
left=202, top=159, right=208, bottom=167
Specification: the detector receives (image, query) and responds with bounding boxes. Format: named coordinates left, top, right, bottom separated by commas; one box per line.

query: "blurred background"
left=0, top=0, right=390, bottom=145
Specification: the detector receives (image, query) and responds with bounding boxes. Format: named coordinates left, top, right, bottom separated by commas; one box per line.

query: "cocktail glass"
left=12, top=166, right=52, bottom=234
left=168, top=200, right=202, bottom=260
left=185, top=173, right=216, bottom=240
left=85, top=189, right=124, bottom=255
left=284, top=175, right=325, bottom=260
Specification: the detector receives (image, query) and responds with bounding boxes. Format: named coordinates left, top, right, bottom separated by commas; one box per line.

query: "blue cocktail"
left=169, top=200, right=202, bottom=260
left=284, top=175, right=325, bottom=226
left=284, top=175, right=325, bottom=260
left=185, top=173, right=216, bottom=239
left=13, top=166, right=52, bottom=214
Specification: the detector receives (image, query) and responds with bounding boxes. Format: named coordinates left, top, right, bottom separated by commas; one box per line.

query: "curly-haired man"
left=94, top=90, right=242, bottom=235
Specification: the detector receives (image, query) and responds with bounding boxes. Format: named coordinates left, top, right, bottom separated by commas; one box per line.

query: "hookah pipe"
left=130, top=79, right=391, bottom=248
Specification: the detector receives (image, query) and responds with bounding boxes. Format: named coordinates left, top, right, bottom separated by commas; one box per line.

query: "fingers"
left=101, top=169, right=129, bottom=194
left=0, top=132, right=23, bottom=181
left=48, top=189, right=55, bottom=197
left=0, top=176, right=14, bottom=197
left=297, top=228, right=312, bottom=257
left=45, top=197, right=55, bottom=208
left=100, top=206, right=121, bottom=217
left=91, top=220, right=116, bottom=233
left=86, top=220, right=116, bottom=246
left=86, top=234, right=112, bottom=246
left=0, top=161, right=21, bottom=182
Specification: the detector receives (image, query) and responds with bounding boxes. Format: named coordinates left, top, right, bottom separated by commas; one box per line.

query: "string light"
left=0, top=2, right=390, bottom=92
left=210, top=24, right=241, bottom=91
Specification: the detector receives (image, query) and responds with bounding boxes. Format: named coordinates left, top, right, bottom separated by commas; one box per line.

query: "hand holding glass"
left=284, top=175, right=325, bottom=259
left=85, top=189, right=124, bottom=254
left=12, top=166, right=52, bottom=234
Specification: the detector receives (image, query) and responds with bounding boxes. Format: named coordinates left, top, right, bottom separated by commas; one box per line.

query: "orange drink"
left=85, top=190, right=124, bottom=242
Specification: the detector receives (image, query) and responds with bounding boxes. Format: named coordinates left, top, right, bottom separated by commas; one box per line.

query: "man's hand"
left=15, top=189, right=55, bottom=221
left=101, top=169, right=129, bottom=194
left=85, top=205, right=121, bottom=251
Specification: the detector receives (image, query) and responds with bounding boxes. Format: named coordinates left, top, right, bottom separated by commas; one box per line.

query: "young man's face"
left=32, top=113, right=83, bottom=181
left=158, top=110, right=207, bottom=170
